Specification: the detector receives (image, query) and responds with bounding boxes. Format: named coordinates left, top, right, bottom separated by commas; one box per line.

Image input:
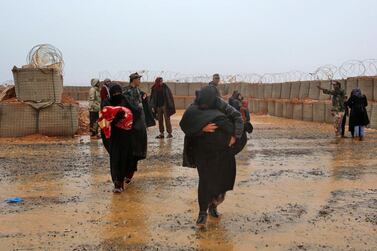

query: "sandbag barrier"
left=0, top=102, right=78, bottom=137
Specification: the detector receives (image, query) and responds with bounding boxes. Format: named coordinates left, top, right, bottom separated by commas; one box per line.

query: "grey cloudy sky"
left=0, top=0, right=376, bottom=85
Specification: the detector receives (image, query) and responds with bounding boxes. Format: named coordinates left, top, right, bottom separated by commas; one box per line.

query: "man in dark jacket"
left=150, top=77, right=176, bottom=138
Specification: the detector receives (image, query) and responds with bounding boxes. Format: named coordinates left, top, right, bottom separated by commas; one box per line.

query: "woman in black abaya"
left=180, top=86, right=246, bottom=227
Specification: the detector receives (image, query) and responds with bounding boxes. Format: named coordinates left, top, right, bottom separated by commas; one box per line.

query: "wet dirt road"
left=0, top=113, right=376, bottom=251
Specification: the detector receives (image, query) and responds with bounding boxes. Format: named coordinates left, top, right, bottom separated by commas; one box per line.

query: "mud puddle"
left=0, top=114, right=376, bottom=250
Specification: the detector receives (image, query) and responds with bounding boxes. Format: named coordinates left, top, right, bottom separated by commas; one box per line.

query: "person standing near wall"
left=346, top=88, right=370, bottom=140
left=150, top=77, right=176, bottom=139
left=88, top=78, right=101, bottom=138
left=318, top=81, right=346, bottom=137
left=209, top=73, right=221, bottom=97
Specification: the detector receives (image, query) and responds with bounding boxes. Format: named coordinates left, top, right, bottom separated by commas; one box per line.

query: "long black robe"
left=101, top=96, right=140, bottom=185
left=180, top=104, right=247, bottom=211
left=346, top=95, right=370, bottom=133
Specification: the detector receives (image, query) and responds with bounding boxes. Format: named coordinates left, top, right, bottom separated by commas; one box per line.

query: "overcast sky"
left=0, top=0, right=376, bottom=85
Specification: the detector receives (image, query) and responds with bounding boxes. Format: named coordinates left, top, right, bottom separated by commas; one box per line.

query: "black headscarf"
left=109, top=83, right=124, bottom=106
left=196, top=86, right=218, bottom=109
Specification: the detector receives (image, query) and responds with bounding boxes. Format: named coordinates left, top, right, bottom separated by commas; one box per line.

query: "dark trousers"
left=89, top=111, right=99, bottom=135
left=156, top=106, right=172, bottom=134
left=341, top=115, right=347, bottom=136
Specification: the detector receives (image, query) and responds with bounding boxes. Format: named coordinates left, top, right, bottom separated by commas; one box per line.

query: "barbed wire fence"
left=97, top=59, right=377, bottom=84
left=1, top=59, right=376, bottom=87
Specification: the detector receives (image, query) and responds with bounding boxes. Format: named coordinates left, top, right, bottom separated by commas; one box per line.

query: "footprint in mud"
left=314, top=189, right=377, bottom=225
left=238, top=168, right=328, bottom=185
left=72, top=236, right=196, bottom=251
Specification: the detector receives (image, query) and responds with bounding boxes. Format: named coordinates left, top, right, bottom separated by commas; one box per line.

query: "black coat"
left=150, top=84, right=176, bottom=117
left=347, top=95, right=370, bottom=129
left=101, top=95, right=147, bottom=161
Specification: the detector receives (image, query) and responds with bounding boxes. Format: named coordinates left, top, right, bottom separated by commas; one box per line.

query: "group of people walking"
left=87, top=74, right=369, bottom=228
left=318, top=81, right=370, bottom=140
left=88, top=73, right=252, bottom=227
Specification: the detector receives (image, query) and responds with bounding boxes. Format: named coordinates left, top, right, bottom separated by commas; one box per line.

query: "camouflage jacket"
left=322, top=88, right=346, bottom=112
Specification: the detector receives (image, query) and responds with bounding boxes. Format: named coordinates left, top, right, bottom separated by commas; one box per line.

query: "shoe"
left=124, top=178, right=133, bottom=186
left=208, top=205, right=221, bottom=218
left=196, top=212, right=207, bottom=227
left=156, top=134, right=164, bottom=139
left=167, top=134, right=173, bottom=138
left=112, top=187, right=123, bottom=193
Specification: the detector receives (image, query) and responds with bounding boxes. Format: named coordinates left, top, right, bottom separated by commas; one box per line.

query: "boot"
left=167, top=133, right=173, bottom=138
left=196, top=212, right=207, bottom=227
left=208, top=204, right=221, bottom=218
left=156, top=134, right=164, bottom=139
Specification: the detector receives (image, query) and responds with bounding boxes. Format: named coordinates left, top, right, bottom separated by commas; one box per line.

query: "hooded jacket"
left=89, top=79, right=101, bottom=112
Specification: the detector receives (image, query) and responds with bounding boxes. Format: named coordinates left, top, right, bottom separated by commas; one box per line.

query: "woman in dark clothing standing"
left=180, top=86, right=246, bottom=227
left=101, top=84, right=141, bottom=193
left=346, top=88, right=370, bottom=140
left=150, top=77, right=176, bottom=139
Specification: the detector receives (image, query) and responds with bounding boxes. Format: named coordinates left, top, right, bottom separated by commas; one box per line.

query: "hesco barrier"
left=264, top=84, right=273, bottom=99
left=313, top=102, right=326, bottom=123
left=275, top=100, right=284, bottom=117
left=39, top=104, right=78, bottom=136
left=303, top=103, right=313, bottom=121
left=290, top=82, right=300, bottom=99
left=60, top=77, right=377, bottom=128
left=292, top=103, right=303, bottom=120
left=259, top=100, right=268, bottom=114
left=268, top=101, right=275, bottom=116
left=0, top=102, right=38, bottom=137
left=12, top=67, right=63, bottom=103
left=299, top=81, right=310, bottom=99
left=371, top=103, right=377, bottom=129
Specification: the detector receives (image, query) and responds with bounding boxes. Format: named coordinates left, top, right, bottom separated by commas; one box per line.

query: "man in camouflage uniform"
left=318, top=81, right=346, bottom=137
left=208, top=73, right=221, bottom=97
left=123, top=73, right=146, bottom=128
left=88, top=78, right=101, bottom=137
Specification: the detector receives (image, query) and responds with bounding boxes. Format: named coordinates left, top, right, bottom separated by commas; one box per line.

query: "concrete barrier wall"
left=61, top=77, right=376, bottom=128
left=313, top=102, right=326, bottom=123
left=272, top=83, right=282, bottom=99
left=358, top=78, right=374, bottom=100
left=371, top=103, right=377, bottom=129
left=303, top=103, right=313, bottom=121
left=268, top=101, right=275, bottom=116
left=281, top=82, right=291, bottom=99
left=264, top=84, right=273, bottom=99
left=299, top=81, right=310, bottom=99
left=292, top=103, right=303, bottom=120
left=290, top=82, right=300, bottom=99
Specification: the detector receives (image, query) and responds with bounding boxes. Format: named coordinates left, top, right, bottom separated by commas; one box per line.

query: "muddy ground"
left=0, top=112, right=376, bottom=251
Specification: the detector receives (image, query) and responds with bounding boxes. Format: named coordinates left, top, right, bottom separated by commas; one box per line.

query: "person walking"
left=318, top=81, right=346, bottom=137
left=346, top=88, right=370, bottom=140
left=88, top=78, right=101, bottom=137
left=100, top=83, right=139, bottom=193
left=180, top=86, right=246, bottom=228
left=150, top=77, right=176, bottom=139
